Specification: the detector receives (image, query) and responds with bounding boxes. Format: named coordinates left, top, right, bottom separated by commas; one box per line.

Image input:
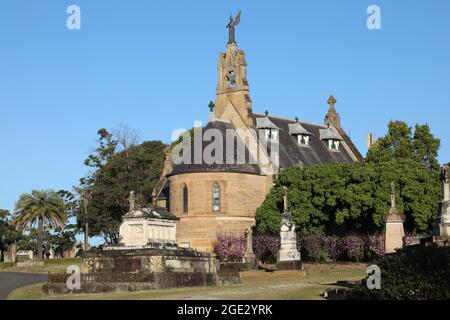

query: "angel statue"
left=227, top=11, right=241, bottom=44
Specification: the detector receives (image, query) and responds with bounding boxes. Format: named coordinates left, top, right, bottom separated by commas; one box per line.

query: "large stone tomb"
left=43, top=193, right=219, bottom=295
left=118, top=205, right=178, bottom=247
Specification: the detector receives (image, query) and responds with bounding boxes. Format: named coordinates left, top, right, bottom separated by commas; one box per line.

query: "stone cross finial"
left=283, top=186, right=288, bottom=212
left=208, top=101, right=215, bottom=112
left=128, top=191, right=136, bottom=212
left=390, top=182, right=396, bottom=209
left=327, top=95, right=336, bottom=109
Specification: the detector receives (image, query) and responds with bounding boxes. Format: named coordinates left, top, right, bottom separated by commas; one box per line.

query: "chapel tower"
left=214, top=12, right=255, bottom=129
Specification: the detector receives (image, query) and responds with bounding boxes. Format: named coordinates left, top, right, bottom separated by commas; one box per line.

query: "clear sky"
left=1, top=0, right=450, bottom=215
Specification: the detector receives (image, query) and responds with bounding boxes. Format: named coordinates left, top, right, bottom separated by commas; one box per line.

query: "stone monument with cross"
left=383, top=182, right=406, bottom=254
left=276, top=187, right=302, bottom=270
left=435, top=164, right=450, bottom=238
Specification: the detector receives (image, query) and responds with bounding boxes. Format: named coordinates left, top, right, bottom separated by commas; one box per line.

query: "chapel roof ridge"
left=253, top=112, right=328, bottom=128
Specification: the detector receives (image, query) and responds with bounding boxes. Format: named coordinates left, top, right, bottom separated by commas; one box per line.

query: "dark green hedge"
left=350, top=245, right=450, bottom=300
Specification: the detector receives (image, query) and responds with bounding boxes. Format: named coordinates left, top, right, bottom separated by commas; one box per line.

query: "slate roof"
left=256, top=116, right=280, bottom=129
left=169, top=120, right=261, bottom=176
left=319, top=126, right=343, bottom=141
left=288, top=122, right=312, bottom=135
left=253, top=113, right=355, bottom=168
left=169, top=113, right=358, bottom=177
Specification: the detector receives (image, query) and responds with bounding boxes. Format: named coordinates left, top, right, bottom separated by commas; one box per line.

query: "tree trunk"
left=84, top=222, right=89, bottom=251
left=37, top=219, right=44, bottom=260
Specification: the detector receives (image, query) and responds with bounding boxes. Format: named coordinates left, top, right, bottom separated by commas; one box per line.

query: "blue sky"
left=1, top=0, right=450, bottom=216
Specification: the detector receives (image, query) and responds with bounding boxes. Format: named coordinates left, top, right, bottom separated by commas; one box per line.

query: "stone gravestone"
left=384, top=182, right=405, bottom=254
left=276, top=187, right=302, bottom=270
left=242, top=228, right=256, bottom=269
left=15, top=250, right=34, bottom=266
left=435, top=165, right=450, bottom=238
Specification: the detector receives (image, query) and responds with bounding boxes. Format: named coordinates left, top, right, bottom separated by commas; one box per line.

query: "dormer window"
left=265, top=128, right=278, bottom=141
left=319, top=125, right=343, bottom=152
left=289, top=119, right=312, bottom=147
left=298, top=134, right=310, bottom=146
left=328, top=139, right=340, bottom=151
left=256, top=111, right=280, bottom=142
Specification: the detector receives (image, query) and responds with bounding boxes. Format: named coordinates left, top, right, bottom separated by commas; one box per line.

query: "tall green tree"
left=366, top=121, right=440, bottom=172
left=0, top=210, right=21, bottom=258
left=77, top=133, right=167, bottom=243
left=256, top=159, right=440, bottom=236
left=13, top=190, right=67, bottom=260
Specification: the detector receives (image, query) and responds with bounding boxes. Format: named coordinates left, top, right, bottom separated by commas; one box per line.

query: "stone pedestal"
left=384, top=214, right=405, bottom=254
left=384, top=182, right=406, bottom=254
left=242, top=228, right=257, bottom=269
left=276, top=213, right=302, bottom=270
left=243, top=252, right=256, bottom=269
left=436, top=166, right=450, bottom=238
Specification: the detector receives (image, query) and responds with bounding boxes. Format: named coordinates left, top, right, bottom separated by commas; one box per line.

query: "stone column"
left=242, top=228, right=256, bottom=269
left=436, top=165, right=450, bottom=238
left=384, top=182, right=405, bottom=254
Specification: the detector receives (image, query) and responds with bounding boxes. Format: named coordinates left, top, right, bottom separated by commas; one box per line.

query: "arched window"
left=212, top=183, right=220, bottom=212
left=182, top=184, right=188, bottom=213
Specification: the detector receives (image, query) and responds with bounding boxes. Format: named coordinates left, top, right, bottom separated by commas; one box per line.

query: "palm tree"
left=13, top=190, right=66, bottom=260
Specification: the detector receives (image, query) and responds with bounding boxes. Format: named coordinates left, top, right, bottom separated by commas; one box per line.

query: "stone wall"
left=169, top=172, right=272, bottom=252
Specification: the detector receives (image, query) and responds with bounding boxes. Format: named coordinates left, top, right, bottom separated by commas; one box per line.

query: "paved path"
left=0, top=272, right=47, bottom=300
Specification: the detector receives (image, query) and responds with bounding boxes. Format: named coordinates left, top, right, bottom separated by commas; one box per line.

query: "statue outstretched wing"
left=235, top=10, right=241, bottom=25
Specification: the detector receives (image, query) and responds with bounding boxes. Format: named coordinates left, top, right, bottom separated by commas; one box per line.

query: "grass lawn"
left=7, top=262, right=367, bottom=300
left=0, top=258, right=81, bottom=274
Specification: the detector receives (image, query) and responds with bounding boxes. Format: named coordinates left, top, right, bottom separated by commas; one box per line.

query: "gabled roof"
left=319, top=126, right=342, bottom=141
left=256, top=116, right=280, bottom=130
left=288, top=122, right=312, bottom=136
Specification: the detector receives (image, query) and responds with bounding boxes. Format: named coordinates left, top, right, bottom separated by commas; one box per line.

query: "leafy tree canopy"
left=366, top=120, right=441, bottom=172
left=0, top=210, right=21, bottom=253
left=257, top=120, right=442, bottom=237
left=77, top=128, right=167, bottom=244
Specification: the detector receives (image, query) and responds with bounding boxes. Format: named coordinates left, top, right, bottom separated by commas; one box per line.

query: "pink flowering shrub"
left=213, top=233, right=387, bottom=263
left=405, top=233, right=414, bottom=246
left=326, top=235, right=343, bottom=262
left=253, top=235, right=280, bottom=263
left=299, top=235, right=326, bottom=262
left=342, top=234, right=366, bottom=262
left=213, top=233, right=246, bottom=262
left=367, top=234, right=385, bottom=258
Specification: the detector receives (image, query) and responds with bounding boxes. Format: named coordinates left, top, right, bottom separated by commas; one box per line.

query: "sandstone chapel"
left=151, top=14, right=363, bottom=252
